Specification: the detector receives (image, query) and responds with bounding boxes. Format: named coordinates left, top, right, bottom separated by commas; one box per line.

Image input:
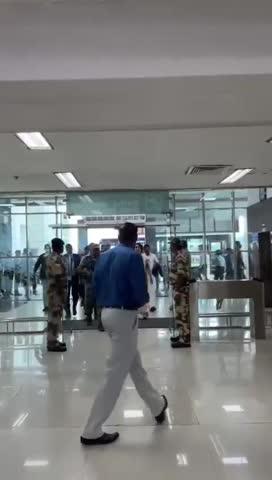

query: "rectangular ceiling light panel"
left=54, top=172, right=81, bottom=189
left=220, top=169, right=253, bottom=184
left=16, top=132, right=52, bottom=150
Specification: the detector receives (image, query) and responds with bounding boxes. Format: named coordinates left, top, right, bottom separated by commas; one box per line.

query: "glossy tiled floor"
left=0, top=329, right=272, bottom=479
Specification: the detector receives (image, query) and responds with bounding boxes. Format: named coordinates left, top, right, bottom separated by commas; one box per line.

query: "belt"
left=104, top=306, right=137, bottom=311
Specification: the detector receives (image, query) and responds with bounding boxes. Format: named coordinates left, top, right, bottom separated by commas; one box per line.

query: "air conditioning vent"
left=186, top=165, right=231, bottom=176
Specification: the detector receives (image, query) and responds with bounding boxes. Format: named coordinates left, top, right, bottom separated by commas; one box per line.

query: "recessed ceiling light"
left=54, top=172, right=81, bottom=189
left=16, top=132, right=52, bottom=150
left=220, top=169, right=253, bottom=184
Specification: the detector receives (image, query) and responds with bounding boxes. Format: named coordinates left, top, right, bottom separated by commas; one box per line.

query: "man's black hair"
left=136, top=242, right=143, bottom=252
left=51, top=237, right=64, bottom=252
left=119, top=222, right=138, bottom=245
left=171, top=237, right=182, bottom=250
left=180, top=239, right=188, bottom=249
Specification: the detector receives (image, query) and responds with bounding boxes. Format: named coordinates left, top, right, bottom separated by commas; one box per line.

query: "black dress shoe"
left=170, top=335, right=180, bottom=343
left=80, top=432, right=119, bottom=446
left=155, top=395, right=168, bottom=424
left=150, top=306, right=157, bottom=312
left=98, top=323, right=105, bottom=332
left=171, top=341, right=191, bottom=349
left=47, top=341, right=67, bottom=352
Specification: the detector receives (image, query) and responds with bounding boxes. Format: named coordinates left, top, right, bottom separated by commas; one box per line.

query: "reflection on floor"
left=0, top=284, right=172, bottom=320
left=1, top=329, right=272, bottom=479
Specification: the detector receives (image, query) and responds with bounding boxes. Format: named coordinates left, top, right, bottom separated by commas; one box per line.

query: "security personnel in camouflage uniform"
left=46, top=238, right=67, bottom=352
left=78, top=244, right=103, bottom=331
left=169, top=238, right=191, bottom=348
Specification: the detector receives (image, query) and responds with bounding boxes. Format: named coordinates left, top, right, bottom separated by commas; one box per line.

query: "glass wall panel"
left=204, top=191, right=233, bottom=280
left=0, top=188, right=260, bottom=336
left=27, top=196, right=56, bottom=214
left=0, top=203, right=27, bottom=320
left=28, top=213, right=56, bottom=254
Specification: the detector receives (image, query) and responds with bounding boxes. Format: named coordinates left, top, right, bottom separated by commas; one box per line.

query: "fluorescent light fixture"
left=16, top=132, right=52, bottom=150
left=123, top=409, right=144, bottom=418
left=24, top=459, right=49, bottom=467
left=220, top=169, right=253, bottom=184
left=54, top=172, right=81, bottom=189
left=176, top=453, right=189, bottom=466
left=222, top=457, right=248, bottom=465
left=222, top=405, right=244, bottom=413
left=12, top=412, right=29, bottom=428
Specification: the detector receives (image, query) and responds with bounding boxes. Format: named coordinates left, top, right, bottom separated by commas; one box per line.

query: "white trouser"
left=42, top=279, right=48, bottom=308
left=83, top=308, right=164, bottom=439
left=147, top=275, right=156, bottom=308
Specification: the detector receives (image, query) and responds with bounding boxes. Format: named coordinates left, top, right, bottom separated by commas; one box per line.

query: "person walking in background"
left=214, top=250, right=225, bottom=280
left=29, top=251, right=37, bottom=295
left=78, top=245, right=90, bottom=307
left=34, top=243, right=51, bottom=312
left=14, top=250, right=22, bottom=296
left=78, top=244, right=104, bottom=330
left=63, top=244, right=81, bottom=317
left=0, top=253, right=4, bottom=297
left=225, top=247, right=234, bottom=279
left=20, top=248, right=29, bottom=298
left=214, top=250, right=225, bottom=310
left=198, top=245, right=207, bottom=280
left=135, top=242, right=149, bottom=319
left=235, top=241, right=246, bottom=279
left=3, top=251, right=13, bottom=298
left=46, top=238, right=67, bottom=353
left=142, top=244, right=159, bottom=312
left=135, top=242, right=143, bottom=255
left=81, top=223, right=168, bottom=446
left=170, top=238, right=191, bottom=349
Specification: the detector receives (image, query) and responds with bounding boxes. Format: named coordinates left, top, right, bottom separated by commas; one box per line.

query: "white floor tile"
left=0, top=330, right=272, bottom=479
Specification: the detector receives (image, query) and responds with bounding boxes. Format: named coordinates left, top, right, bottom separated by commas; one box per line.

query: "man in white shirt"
left=142, top=244, right=159, bottom=312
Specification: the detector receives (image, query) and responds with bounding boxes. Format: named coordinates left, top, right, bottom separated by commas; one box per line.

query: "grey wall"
left=247, top=198, right=272, bottom=233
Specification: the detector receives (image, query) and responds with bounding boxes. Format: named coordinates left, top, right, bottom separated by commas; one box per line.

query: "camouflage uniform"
left=46, top=253, right=67, bottom=343
left=170, top=251, right=191, bottom=344
left=78, top=255, right=101, bottom=324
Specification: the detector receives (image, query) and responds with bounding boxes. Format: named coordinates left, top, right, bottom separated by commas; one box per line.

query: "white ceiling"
left=1, top=126, right=272, bottom=192
left=0, top=0, right=272, bottom=191
left=1, top=0, right=272, bottom=80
